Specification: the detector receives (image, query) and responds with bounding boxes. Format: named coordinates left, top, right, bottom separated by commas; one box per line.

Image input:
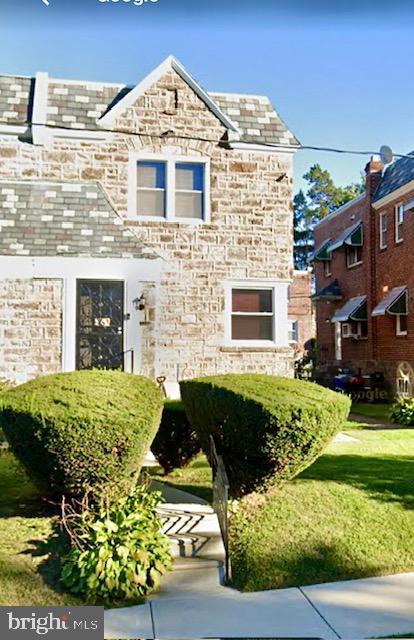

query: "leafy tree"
left=294, top=164, right=364, bottom=269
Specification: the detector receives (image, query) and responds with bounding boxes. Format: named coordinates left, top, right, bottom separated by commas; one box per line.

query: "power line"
left=2, top=118, right=414, bottom=161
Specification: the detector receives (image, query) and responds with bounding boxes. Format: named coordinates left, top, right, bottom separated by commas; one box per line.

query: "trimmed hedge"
left=0, top=371, right=163, bottom=497
left=151, top=400, right=201, bottom=473
left=180, top=374, right=350, bottom=496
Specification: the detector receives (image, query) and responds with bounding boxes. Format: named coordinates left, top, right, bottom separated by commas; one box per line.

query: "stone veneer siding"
left=0, top=69, right=294, bottom=383
left=0, top=279, right=62, bottom=384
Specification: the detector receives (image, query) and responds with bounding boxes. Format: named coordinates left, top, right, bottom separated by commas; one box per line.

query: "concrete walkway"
left=105, top=484, right=414, bottom=639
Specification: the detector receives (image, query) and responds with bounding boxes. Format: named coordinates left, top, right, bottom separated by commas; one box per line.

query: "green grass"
left=230, top=427, right=414, bottom=591
left=0, top=452, right=80, bottom=606
left=149, top=454, right=213, bottom=503
left=351, top=402, right=392, bottom=421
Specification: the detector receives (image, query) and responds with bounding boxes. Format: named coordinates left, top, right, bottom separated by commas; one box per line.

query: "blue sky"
left=1, top=0, right=414, bottom=192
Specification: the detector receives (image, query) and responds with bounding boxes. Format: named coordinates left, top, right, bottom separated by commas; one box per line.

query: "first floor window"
left=231, top=288, right=274, bottom=341
left=397, top=377, right=411, bottom=398
left=288, top=319, right=298, bottom=342
left=395, top=204, right=404, bottom=243
left=396, top=314, right=408, bottom=336
left=346, top=245, right=362, bottom=268
left=380, top=212, right=388, bottom=249
left=132, top=154, right=209, bottom=221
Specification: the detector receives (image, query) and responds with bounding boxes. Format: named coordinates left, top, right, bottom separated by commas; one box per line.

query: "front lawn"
left=230, top=426, right=414, bottom=591
left=0, top=453, right=80, bottom=606
left=351, top=402, right=391, bottom=421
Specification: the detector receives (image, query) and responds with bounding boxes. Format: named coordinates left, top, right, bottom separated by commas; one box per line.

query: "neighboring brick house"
left=288, top=270, right=315, bottom=356
left=0, top=56, right=299, bottom=386
left=313, top=153, right=414, bottom=396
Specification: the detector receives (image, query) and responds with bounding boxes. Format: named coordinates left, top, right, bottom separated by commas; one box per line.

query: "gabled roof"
left=0, top=58, right=299, bottom=148
left=373, top=152, right=414, bottom=203
left=98, top=56, right=240, bottom=133
left=0, top=180, right=155, bottom=259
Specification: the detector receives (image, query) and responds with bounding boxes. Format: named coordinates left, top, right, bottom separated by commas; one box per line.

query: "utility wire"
left=2, top=118, right=414, bottom=161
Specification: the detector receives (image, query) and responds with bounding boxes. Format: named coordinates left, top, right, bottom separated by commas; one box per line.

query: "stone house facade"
left=0, top=56, right=299, bottom=387
left=313, top=153, right=414, bottom=396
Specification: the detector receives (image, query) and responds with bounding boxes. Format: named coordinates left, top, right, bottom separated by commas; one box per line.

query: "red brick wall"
left=288, top=270, right=314, bottom=354
left=373, top=186, right=414, bottom=362
left=314, top=193, right=373, bottom=366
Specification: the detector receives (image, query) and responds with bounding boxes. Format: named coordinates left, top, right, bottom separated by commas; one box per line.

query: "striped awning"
left=330, top=221, right=363, bottom=253
left=331, top=295, right=367, bottom=323
left=372, top=286, right=407, bottom=317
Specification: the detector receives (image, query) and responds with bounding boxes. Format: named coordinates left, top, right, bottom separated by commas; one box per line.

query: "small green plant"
left=61, top=484, right=172, bottom=604
left=390, top=397, right=414, bottom=425
left=151, top=400, right=201, bottom=473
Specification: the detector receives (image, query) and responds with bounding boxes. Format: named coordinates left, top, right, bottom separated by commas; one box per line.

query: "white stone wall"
left=0, top=69, right=294, bottom=383
left=0, top=279, right=62, bottom=384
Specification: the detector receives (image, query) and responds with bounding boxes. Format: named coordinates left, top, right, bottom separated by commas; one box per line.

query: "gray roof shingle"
left=210, top=93, right=299, bottom=147
left=373, top=152, right=414, bottom=202
left=0, top=180, right=153, bottom=259
left=0, top=72, right=299, bottom=147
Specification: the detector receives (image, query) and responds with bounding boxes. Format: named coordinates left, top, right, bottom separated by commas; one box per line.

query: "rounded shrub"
left=151, top=400, right=201, bottom=473
left=180, top=374, right=351, bottom=497
left=0, top=370, right=163, bottom=497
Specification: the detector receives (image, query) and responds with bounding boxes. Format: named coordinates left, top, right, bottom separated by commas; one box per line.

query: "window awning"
left=331, top=295, right=367, bottom=323
left=372, top=286, right=407, bottom=317
left=312, top=279, right=343, bottom=301
left=330, top=221, right=363, bottom=253
left=312, top=239, right=332, bottom=261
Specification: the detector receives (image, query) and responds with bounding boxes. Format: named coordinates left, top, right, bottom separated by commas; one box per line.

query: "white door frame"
left=0, top=256, right=162, bottom=374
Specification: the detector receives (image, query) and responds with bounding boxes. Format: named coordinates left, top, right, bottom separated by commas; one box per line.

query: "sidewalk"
left=105, top=484, right=414, bottom=639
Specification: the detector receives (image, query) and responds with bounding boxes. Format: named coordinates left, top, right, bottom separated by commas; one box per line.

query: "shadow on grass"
left=300, top=454, right=414, bottom=509
left=232, top=542, right=384, bottom=591
left=21, top=523, right=71, bottom=597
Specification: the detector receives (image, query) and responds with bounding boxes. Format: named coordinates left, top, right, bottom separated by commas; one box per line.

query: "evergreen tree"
left=293, top=164, right=364, bottom=269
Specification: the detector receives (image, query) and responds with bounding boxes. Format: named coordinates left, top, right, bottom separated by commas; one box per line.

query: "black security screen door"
left=76, top=280, right=125, bottom=371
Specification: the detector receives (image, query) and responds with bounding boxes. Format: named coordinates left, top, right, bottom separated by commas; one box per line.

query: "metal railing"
left=210, top=435, right=231, bottom=584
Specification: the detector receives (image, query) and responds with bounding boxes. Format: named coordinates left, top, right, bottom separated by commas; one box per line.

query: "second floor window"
left=324, top=260, right=332, bottom=277
left=346, top=245, right=362, bottom=268
left=380, top=212, right=388, bottom=249
left=130, top=154, right=210, bottom=222
left=395, top=204, right=404, bottom=243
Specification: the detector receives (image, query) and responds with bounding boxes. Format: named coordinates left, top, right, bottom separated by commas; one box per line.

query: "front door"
left=76, top=280, right=125, bottom=371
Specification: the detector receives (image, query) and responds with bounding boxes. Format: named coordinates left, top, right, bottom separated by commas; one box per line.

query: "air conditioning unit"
left=342, top=323, right=358, bottom=339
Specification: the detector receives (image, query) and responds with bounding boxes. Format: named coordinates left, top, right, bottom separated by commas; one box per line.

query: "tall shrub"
left=151, top=400, right=201, bottom=473
left=180, top=374, right=350, bottom=496
left=0, top=371, right=163, bottom=497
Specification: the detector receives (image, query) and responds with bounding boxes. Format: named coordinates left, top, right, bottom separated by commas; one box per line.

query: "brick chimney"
left=365, top=155, right=384, bottom=196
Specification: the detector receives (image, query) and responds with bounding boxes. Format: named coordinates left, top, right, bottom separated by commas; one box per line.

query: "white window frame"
left=288, top=318, right=298, bottom=343
left=128, top=151, right=211, bottom=223
left=395, top=203, right=404, bottom=244
left=396, top=313, right=408, bottom=336
left=397, top=377, right=411, bottom=398
left=324, top=260, right=332, bottom=277
left=346, top=245, right=362, bottom=268
left=224, top=280, right=289, bottom=347
left=380, top=212, right=388, bottom=249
